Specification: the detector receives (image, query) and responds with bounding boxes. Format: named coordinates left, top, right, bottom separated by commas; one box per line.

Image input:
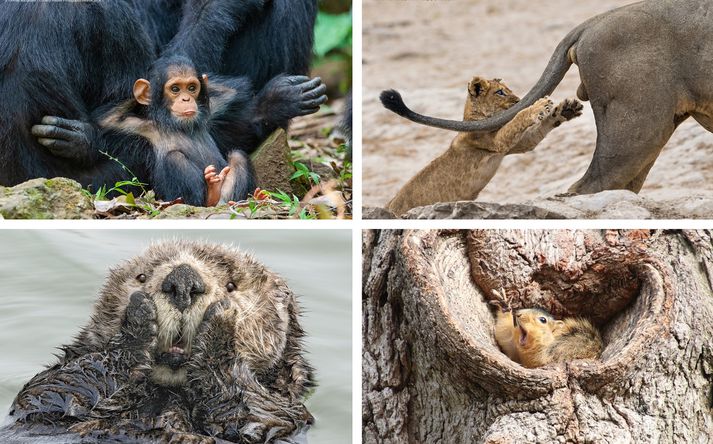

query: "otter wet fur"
left=493, top=306, right=603, bottom=369
left=385, top=77, right=582, bottom=215
left=382, top=0, right=713, bottom=194
left=2, top=241, right=314, bottom=443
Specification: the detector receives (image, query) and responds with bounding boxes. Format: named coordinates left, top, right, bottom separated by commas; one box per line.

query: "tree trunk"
left=362, top=230, right=713, bottom=443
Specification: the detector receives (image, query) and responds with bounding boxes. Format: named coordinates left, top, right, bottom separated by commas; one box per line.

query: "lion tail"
left=380, top=21, right=592, bottom=133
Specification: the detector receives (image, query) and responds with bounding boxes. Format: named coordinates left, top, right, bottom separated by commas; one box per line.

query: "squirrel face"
left=514, top=308, right=563, bottom=349
left=495, top=307, right=566, bottom=368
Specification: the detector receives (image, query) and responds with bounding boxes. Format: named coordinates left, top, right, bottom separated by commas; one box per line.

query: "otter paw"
left=200, top=299, right=234, bottom=326
left=191, top=300, right=237, bottom=367
left=120, top=291, right=158, bottom=347
left=556, top=98, right=584, bottom=121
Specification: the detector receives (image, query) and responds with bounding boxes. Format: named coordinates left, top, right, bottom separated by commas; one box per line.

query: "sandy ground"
left=363, top=0, right=713, bottom=208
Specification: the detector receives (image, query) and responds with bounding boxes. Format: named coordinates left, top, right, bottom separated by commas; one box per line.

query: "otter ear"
left=133, top=79, right=151, bottom=105
left=469, top=77, right=490, bottom=97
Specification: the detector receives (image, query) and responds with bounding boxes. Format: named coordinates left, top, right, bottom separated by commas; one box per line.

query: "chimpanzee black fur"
left=97, top=55, right=255, bottom=205
left=97, top=54, right=327, bottom=205
left=0, top=0, right=318, bottom=191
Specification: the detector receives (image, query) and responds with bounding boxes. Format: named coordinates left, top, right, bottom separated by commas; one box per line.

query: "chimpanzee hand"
left=259, top=75, right=328, bottom=121
left=31, top=115, right=96, bottom=161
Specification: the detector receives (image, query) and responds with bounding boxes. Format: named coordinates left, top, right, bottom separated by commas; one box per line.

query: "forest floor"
left=362, top=0, right=713, bottom=208
left=0, top=100, right=351, bottom=220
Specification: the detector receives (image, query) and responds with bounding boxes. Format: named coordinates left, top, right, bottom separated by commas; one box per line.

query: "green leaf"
left=290, top=170, right=306, bottom=180
left=313, top=11, right=352, bottom=58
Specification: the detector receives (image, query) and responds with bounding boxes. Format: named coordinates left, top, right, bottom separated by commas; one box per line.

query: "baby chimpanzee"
left=99, top=55, right=326, bottom=206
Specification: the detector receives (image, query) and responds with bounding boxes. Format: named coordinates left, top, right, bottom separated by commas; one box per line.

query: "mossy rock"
left=0, top=178, right=94, bottom=219
left=250, top=129, right=296, bottom=195
left=148, top=204, right=241, bottom=220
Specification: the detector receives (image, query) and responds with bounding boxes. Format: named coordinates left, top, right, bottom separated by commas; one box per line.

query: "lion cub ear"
left=468, top=77, right=490, bottom=97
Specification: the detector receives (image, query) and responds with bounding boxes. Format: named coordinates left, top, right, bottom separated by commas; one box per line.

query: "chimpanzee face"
left=133, top=57, right=210, bottom=132
left=163, top=66, right=202, bottom=122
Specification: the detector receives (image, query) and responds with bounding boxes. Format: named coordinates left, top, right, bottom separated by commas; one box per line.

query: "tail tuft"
left=380, top=89, right=410, bottom=117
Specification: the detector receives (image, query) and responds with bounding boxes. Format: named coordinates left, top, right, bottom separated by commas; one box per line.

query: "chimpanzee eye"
left=171, top=85, right=180, bottom=93
left=539, top=317, right=547, bottom=324
left=188, top=85, right=196, bottom=92
left=496, top=89, right=506, bottom=96
left=226, top=282, right=236, bottom=292
left=136, top=274, right=147, bottom=283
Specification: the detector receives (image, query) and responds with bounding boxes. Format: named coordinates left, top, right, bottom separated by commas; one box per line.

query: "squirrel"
left=490, top=288, right=603, bottom=368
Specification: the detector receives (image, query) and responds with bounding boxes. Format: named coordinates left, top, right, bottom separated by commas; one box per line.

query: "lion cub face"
left=93, top=241, right=295, bottom=386
left=464, top=77, right=520, bottom=120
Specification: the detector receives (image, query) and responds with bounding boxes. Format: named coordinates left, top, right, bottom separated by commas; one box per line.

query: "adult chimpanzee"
left=0, top=0, right=319, bottom=190
left=98, top=55, right=325, bottom=206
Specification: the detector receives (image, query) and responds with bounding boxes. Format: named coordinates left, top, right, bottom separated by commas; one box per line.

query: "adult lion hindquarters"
left=567, top=0, right=713, bottom=193
left=2, top=241, right=314, bottom=443
left=382, top=0, right=713, bottom=195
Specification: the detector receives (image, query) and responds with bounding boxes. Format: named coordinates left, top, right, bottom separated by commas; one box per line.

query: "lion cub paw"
left=552, top=98, right=583, bottom=126
left=532, top=97, right=554, bottom=123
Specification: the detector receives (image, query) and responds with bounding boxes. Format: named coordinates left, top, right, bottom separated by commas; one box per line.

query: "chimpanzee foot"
left=203, top=165, right=230, bottom=207
left=31, top=116, right=95, bottom=161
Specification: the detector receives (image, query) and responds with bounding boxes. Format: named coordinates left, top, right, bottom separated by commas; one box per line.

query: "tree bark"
left=362, top=230, right=713, bottom=443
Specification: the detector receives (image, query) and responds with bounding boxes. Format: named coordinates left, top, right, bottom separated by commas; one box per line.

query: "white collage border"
left=3, top=2, right=713, bottom=443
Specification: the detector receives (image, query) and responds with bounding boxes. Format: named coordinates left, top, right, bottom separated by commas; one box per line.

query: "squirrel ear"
left=553, top=320, right=565, bottom=332
left=469, top=77, right=490, bottom=97
left=133, top=79, right=151, bottom=105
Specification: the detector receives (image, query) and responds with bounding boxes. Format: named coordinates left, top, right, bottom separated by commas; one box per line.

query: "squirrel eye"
left=226, top=282, right=236, bottom=292
left=136, top=274, right=147, bottom=283
left=539, top=317, right=547, bottom=324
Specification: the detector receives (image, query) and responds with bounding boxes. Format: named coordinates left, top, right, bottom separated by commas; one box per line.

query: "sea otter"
left=1, top=241, right=314, bottom=443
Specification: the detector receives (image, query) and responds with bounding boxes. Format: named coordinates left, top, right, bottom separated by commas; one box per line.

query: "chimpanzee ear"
left=133, top=79, right=151, bottom=105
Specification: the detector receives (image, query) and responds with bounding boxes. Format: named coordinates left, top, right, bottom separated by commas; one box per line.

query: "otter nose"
left=161, top=264, right=205, bottom=311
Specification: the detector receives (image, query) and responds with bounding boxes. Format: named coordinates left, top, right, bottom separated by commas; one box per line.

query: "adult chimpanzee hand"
left=31, top=116, right=96, bottom=162
left=260, top=75, right=328, bottom=120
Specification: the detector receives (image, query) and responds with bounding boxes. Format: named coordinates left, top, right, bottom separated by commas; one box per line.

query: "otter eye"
left=496, top=89, right=506, bottom=96
left=539, top=317, right=547, bottom=324
left=137, top=274, right=146, bottom=283
left=226, top=282, right=236, bottom=292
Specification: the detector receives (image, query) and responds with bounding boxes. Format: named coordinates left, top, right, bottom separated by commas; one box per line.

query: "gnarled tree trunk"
left=362, top=230, right=713, bottom=443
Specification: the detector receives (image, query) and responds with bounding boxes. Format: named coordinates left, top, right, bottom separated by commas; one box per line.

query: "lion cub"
left=387, top=77, right=583, bottom=215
